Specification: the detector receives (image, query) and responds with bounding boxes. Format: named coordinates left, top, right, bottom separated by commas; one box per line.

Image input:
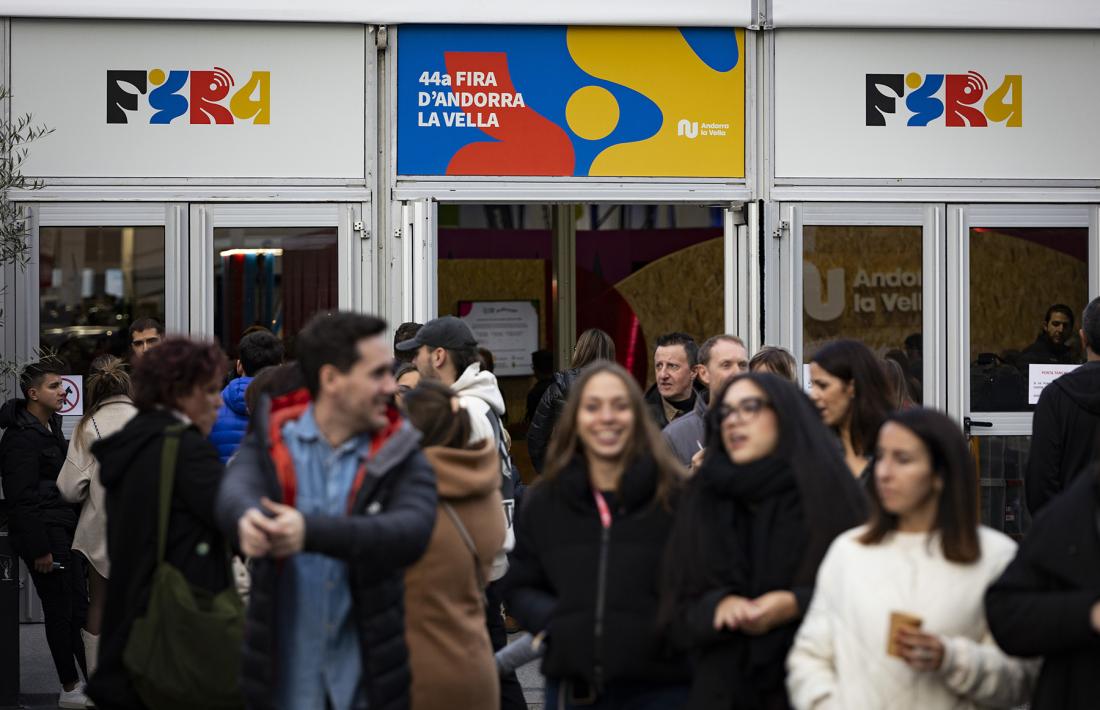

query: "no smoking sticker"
left=58, top=375, right=83, bottom=416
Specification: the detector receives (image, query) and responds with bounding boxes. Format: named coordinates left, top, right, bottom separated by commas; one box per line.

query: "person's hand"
left=261, top=497, right=306, bottom=558
left=689, top=448, right=706, bottom=475
left=237, top=508, right=276, bottom=558
left=741, top=590, right=799, bottom=635
left=32, top=553, right=54, bottom=574
left=896, top=627, right=945, bottom=672
left=1091, top=600, right=1100, bottom=633
left=713, top=595, right=761, bottom=631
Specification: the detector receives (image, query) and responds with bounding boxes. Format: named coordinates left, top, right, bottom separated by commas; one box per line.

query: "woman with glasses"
left=787, top=408, right=1034, bottom=709
left=503, top=362, right=690, bottom=709
left=660, top=373, right=865, bottom=710
left=808, top=339, right=894, bottom=481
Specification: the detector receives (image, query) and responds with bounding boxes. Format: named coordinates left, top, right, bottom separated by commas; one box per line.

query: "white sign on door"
left=459, top=301, right=539, bottom=377
left=1027, top=364, right=1078, bottom=405
left=10, top=19, right=366, bottom=179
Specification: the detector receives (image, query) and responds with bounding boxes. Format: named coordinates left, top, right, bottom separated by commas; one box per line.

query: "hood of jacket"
left=1053, top=361, right=1100, bottom=414
left=452, top=363, right=505, bottom=417
left=93, top=409, right=184, bottom=490
left=221, top=376, right=253, bottom=417
left=423, top=438, right=499, bottom=500
left=0, top=397, right=62, bottom=436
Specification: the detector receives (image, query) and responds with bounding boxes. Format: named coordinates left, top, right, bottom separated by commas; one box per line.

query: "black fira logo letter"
left=107, top=71, right=149, bottom=124
left=865, top=74, right=904, bottom=126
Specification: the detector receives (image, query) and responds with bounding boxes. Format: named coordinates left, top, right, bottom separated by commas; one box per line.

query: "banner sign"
left=11, top=20, right=365, bottom=179
left=775, top=30, right=1100, bottom=179
left=398, top=25, right=745, bottom=178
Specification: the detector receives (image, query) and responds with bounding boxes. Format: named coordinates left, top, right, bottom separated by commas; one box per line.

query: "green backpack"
left=122, top=423, right=245, bottom=710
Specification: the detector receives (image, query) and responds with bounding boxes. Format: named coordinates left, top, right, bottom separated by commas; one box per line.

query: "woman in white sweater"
left=786, top=408, right=1035, bottom=710
left=57, top=356, right=137, bottom=680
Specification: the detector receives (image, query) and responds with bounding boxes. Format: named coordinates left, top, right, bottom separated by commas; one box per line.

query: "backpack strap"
left=156, top=423, right=187, bottom=564
left=486, top=411, right=513, bottom=481
left=441, top=502, right=488, bottom=606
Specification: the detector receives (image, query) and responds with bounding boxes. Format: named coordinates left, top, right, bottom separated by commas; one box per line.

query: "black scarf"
left=695, top=453, right=808, bottom=699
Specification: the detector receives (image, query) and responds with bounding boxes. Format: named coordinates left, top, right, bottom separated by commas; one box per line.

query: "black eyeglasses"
left=717, top=397, right=770, bottom=423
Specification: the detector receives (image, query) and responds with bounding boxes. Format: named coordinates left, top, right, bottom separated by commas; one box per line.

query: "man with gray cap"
left=396, top=316, right=527, bottom=710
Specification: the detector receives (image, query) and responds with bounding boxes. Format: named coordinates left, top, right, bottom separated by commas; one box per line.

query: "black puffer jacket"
left=986, top=470, right=1100, bottom=710
left=216, top=394, right=437, bottom=710
left=526, top=369, right=580, bottom=474
left=0, top=399, right=76, bottom=562
left=502, top=456, right=687, bottom=690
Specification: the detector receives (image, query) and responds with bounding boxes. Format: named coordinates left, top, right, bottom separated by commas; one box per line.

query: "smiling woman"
left=503, top=362, right=691, bottom=709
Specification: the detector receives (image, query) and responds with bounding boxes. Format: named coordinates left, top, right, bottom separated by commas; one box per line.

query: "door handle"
left=963, top=417, right=993, bottom=438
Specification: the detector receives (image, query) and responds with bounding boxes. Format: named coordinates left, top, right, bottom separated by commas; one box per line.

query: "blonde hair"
left=76, top=356, right=132, bottom=449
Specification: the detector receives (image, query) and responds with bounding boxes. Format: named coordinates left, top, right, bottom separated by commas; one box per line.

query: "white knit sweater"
left=787, top=526, right=1036, bottom=710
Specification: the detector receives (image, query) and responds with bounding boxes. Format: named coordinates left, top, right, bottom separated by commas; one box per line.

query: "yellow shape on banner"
left=566, top=86, right=620, bottom=141
left=567, top=27, right=745, bottom=178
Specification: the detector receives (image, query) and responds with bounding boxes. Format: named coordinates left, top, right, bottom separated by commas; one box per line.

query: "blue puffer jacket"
left=209, top=376, right=253, bottom=463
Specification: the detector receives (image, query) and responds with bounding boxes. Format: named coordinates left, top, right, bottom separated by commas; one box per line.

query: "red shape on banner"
left=443, top=52, right=574, bottom=176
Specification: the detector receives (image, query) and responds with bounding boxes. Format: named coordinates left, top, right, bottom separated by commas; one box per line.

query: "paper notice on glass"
left=458, top=300, right=539, bottom=377
left=1028, top=364, right=1078, bottom=404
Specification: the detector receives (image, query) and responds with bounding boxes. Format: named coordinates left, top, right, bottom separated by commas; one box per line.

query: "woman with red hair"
left=87, top=338, right=236, bottom=710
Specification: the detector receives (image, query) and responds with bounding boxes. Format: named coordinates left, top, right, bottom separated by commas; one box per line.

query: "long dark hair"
left=662, top=373, right=866, bottom=610
left=542, top=362, right=683, bottom=507
left=810, top=339, right=893, bottom=457
left=403, top=380, right=473, bottom=450
left=860, top=408, right=981, bottom=563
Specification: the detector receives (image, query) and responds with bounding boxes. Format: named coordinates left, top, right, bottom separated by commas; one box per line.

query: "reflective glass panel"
left=39, top=226, right=165, bottom=377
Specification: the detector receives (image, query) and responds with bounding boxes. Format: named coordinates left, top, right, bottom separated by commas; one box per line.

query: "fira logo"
left=107, top=67, right=271, bottom=125
left=866, top=71, right=1021, bottom=127
left=677, top=119, right=699, bottom=139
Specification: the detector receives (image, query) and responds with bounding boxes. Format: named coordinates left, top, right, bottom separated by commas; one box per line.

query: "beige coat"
left=405, top=439, right=506, bottom=710
left=57, top=396, right=137, bottom=577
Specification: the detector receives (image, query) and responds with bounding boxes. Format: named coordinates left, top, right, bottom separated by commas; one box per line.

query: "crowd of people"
left=1, top=306, right=1098, bottom=710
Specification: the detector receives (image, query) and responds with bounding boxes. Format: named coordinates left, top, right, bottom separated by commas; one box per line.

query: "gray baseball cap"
left=394, top=316, right=477, bottom=352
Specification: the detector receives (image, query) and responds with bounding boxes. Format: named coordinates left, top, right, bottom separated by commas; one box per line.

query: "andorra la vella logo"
left=107, top=67, right=270, bottom=125
left=676, top=119, right=731, bottom=139
left=865, top=71, right=1021, bottom=127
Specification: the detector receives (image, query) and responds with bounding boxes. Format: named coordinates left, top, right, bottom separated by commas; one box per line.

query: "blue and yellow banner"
left=397, top=25, right=745, bottom=178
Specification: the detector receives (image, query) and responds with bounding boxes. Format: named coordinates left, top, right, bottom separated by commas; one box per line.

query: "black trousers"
left=486, top=580, right=528, bottom=710
left=27, top=551, right=88, bottom=687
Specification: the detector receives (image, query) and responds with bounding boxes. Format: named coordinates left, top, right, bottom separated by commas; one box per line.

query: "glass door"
left=779, top=203, right=945, bottom=407
left=948, top=204, right=1093, bottom=537
left=189, top=203, right=365, bottom=359
left=21, top=203, right=185, bottom=435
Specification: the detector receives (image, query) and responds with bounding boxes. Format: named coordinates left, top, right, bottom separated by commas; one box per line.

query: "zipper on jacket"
left=592, top=524, right=610, bottom=694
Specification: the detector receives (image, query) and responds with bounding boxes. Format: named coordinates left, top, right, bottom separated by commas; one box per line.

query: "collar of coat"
left=265, top=388, right=413, bottom=513
left=556, top=454, right=662, bottom=515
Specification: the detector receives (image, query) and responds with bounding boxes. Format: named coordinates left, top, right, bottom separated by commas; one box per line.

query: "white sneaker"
left=58, top=684, right=91, bottom=709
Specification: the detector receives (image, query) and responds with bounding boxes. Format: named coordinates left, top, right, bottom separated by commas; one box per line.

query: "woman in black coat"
left=527, top=328, right=615, bottom=474
left=88, top=339, right=233, bottom=710
left=985, top=467, right=1100, bottom=710
left=660, top=373, right=866, bottom=710
left=504, top=362, right=689, bottom=709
